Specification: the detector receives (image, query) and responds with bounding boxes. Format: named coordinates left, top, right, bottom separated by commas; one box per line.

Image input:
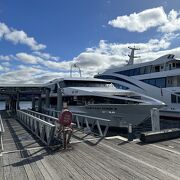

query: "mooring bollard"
left=128, top=124, right=133, bottom=141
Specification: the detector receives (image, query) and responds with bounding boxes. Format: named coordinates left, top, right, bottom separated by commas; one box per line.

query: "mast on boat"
left=70, top=63, right=82, bottom=77
left=127, top=46, right=140, bottom=65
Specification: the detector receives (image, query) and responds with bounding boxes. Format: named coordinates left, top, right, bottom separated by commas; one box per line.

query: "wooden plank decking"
left=1, top=111, right=180, bottom=180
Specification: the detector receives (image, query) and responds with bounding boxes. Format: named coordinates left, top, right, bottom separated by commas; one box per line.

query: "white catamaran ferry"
left=95, top=47, right=180, bottom=120
left=41, top=77, right=164, bottom=127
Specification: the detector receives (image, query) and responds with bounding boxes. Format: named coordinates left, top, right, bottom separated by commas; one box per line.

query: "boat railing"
left=0, top=115, right=5, bottom=152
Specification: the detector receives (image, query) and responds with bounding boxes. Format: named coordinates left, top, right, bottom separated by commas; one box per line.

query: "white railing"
left=26, top=108, right=111, bottom=138
left=17, top=110, right=56, bottom=146
left=73, top=113, right=110, bottom=137
left=0, top=115, right=5, bottom=152
left=25, top=109, right=58, bottom=125
left=42, top=107, right=60, bottom=118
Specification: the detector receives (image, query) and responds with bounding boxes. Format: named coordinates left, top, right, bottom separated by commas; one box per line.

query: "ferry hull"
left=69, top=104, right=163, bottom=128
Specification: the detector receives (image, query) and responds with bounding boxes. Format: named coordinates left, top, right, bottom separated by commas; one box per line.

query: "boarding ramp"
left=23, top=109, right=110, bottom=145
left=41, top=108, right=110, bottom=138
left=16, top=110, right=56, bottom=146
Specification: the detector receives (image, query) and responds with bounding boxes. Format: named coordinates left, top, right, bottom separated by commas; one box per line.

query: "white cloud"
left=1, top=62, right=10, bottom=67
left=0, top=65, right=10, bottom=72
left=16, top=52, right=71, bottom=70
left=0, top=66, right=73, bottom=84
left=16, top=53, right=41, bottom=64
left=0, top=55, right=15, bottom=61
left=158, top=9, right=180, bottom=33
left=0, top=22, right=10, bottom=38
left=33, top=51, right=59, bottom=61
left=108, top=7, right=167, bottom=32
left=108, top=7, right=180, bottom=34
left=5, top=30, right=46, bottom=51
left=0, top=22, right=46, bottom=50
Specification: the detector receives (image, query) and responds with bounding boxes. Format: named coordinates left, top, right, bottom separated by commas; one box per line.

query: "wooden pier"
left=1, top=111, right=180, bottom=180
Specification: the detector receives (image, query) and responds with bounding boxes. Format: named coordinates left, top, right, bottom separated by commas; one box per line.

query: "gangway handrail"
left=39, top=108, right=110, bottom=138
left=17, top=110, right=55, bottom=146
left=0, top=115, right=5, bottom=152
left=73, top=113, right=111, bottom=122
left=0, top=115, right=5, bottom=133
left=42, top=107, right=60, bottom=117
left=25, top=109, right=58, bottom=124
left=27, top=109, right=111, bottom=123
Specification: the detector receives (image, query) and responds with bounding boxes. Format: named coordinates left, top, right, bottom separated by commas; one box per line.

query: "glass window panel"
left=171, top=94, right=177, bottom=103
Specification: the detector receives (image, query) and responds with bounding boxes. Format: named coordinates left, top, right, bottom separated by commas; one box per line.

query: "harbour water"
left=0, top=101, right=32, bottom=110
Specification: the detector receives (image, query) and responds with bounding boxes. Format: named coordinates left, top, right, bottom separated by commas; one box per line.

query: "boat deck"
left=1, top=111, right=180, bottom=180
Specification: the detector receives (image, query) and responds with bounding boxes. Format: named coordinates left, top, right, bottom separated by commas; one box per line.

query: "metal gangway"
left=16, top=109, right=111, bottom=147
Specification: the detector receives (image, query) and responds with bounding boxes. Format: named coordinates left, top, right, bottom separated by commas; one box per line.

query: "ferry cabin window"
left=134, top=68, right=140, bottom=75
left=140, top=67, right=145, bottom=74
left=171, top=94, right=177, bottom=103
left=169, top=64, right=172, bottom=70
left=113, top=83, right=129, bottom=90
left=64, top=81, right=111, bottom=87
left=144, top=66, right=152, bottom=74
left=141, top=77, right=166, bottom=88
left=171, top=93, right=180, bottom=104
left=149, top=79, right=156, bottom=86
left=176, top=63, right=180, bottom=68
left=178, top=96, right=180, bottom=103
left=156, top=78, right=166, bottom=88
left=129, top=69, right=134, bottom=76
left=155, top=66, right=160, bottom=72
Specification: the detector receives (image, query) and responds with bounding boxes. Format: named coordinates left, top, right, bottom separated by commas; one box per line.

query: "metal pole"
left=16, top=92, right=20, bottom=110
left=45, top=89, right=50, bottom=109
left=151, top=108, right=160, bottom=132
left=32, top=95, right=36, bottom=111
left=38, top=95, right=42, bottom=112
left=57, top=88, right=62, bottom=112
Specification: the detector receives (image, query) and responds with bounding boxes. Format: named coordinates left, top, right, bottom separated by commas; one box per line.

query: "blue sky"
left=0, top=0, right=180, bottom=83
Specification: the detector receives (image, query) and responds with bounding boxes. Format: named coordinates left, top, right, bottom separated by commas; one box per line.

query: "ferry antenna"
left=127, top=46, right=140, bottom=65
